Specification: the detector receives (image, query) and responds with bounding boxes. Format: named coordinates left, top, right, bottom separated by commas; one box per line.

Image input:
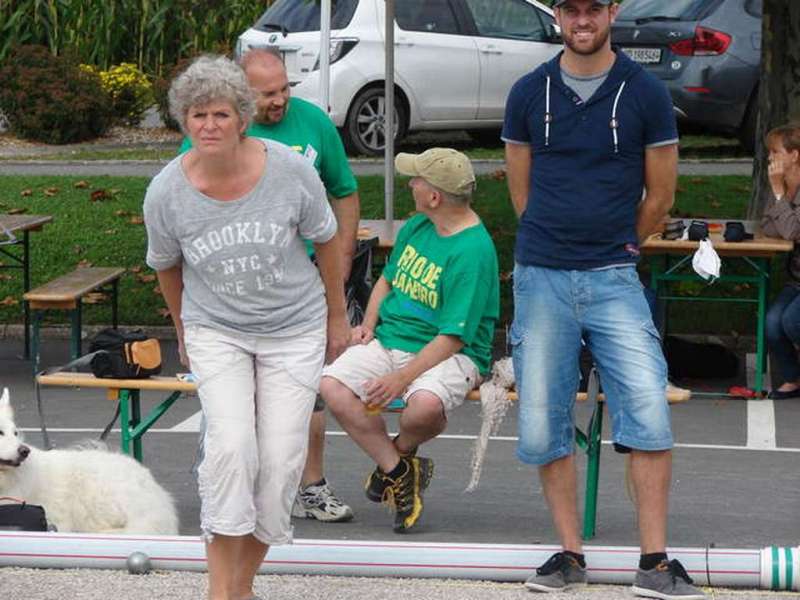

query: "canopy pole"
left=383, top=0, right=395, bottom=224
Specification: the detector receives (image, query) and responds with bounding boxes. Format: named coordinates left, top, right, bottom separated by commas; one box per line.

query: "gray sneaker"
left=291, top=478, right=354, bottom=522
left=525, top=552, right=587, bottom=593
left=632, top=559, right=706, bottom=599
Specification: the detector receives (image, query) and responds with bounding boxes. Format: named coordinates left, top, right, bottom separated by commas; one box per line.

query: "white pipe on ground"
left=0, top=533, right=797, bottom=591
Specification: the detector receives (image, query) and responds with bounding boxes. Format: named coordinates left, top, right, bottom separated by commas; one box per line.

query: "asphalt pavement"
left=1, top=335, right=798, bottom=599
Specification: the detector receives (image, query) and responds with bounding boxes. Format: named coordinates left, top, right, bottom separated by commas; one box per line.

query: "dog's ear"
left=0, top=387, right=12, bottom=420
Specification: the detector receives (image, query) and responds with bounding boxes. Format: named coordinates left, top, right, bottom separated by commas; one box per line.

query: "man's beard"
left=256, top=105, right=286, bottom=124
left=563, top=26, right=610, bottom=56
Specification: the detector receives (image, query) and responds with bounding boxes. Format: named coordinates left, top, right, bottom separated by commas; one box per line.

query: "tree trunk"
left=748, top=0, right=800, bottom=220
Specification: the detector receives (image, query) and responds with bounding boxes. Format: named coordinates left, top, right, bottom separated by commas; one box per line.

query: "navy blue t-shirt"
left=502, top=50, right=678, bottom=270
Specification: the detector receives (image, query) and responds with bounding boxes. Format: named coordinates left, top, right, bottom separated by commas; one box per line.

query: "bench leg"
left=69, top=304, right=82, bottom=360
left=118, top=389, right=144, bottom=462
left=582, top=400, right=604, bottom=540
left=30, top=310, right=42, bottom=375
left=131, top=391, right=143, bottom=462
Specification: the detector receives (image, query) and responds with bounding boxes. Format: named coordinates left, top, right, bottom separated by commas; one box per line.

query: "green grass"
left=0, top=174, right=772, bottom=335
left=0, top=148, right=178, bottom=162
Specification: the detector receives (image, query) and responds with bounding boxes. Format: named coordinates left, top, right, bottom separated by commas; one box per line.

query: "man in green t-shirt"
left=320, top=148, right=500, bottom=533
left=180, top=48, right=359, bottom=523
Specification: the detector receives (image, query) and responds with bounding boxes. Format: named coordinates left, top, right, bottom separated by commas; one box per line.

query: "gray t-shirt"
left=144, top=139, right=337, bottom=336
left=561, top=67, right=610, bottom=103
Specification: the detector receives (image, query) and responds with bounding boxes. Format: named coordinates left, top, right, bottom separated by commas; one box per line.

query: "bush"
left=92, top=63, right=155, bottom=127
left=0, top=45, right=112, bottom=144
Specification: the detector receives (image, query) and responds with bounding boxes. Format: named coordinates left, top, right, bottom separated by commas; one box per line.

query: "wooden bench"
left=36, top=371, right=196, bottom=463
left=466, top=375, right=691, bottom=540
left=24, top=267, right=125, bottom=373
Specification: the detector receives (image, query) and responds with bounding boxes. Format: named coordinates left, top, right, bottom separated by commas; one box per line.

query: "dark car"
left=611, top=0, right=762, bottom=151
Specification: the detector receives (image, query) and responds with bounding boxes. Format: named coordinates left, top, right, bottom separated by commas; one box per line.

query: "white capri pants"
left=184, top=323, right=325, bottom=545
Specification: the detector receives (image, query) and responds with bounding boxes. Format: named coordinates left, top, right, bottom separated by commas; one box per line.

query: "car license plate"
left=622, top=47, right=662, bottom=64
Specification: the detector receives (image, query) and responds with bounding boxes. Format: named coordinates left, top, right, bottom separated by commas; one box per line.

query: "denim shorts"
left=511, top=263, right=672, bottom=465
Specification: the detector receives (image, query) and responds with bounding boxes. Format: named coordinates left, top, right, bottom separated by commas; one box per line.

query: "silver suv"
left=611, top=0, right=762, bottom=151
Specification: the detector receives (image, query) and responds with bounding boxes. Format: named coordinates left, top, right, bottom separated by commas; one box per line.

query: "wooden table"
left=642, top=220, right=793, bottom=392
left=0, top=214, right=53, bottom=358
left=37, top=372, right=196, bottom=462
left=358, top=219, right=407, bottom=251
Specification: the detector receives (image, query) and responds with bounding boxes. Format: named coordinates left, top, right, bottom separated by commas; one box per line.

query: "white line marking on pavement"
left=19, top=428, right=800, bottom=452
left=171, top=410, right=203, bottom=432
left=746, top=399, right=777, bottom=449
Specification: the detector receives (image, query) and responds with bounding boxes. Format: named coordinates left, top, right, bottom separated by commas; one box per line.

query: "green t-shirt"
left=376, top=213, right=499, bottom=375
left=179, top=96, right=357, bottom=198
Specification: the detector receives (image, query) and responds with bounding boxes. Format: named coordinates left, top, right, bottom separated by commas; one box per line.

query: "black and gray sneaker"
left=632, top=559, right=706, bottom=600
left=364, top=445, right=430, bottom=503
left=364, top=456, right=433, bottom=532
left=525, top=552, right=587, bottom=593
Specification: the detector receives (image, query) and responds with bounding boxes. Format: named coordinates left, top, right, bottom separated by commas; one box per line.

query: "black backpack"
left=0, top=500, right=48, bottom=531
left=88, top=328, right=162, bottom=379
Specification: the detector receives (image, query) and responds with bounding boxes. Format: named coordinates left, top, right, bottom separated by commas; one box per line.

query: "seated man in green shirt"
left=320, top=148, right=500, bottom=533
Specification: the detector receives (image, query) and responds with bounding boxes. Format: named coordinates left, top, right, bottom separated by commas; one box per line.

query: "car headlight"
left=313, top=38, right=359, bottom=70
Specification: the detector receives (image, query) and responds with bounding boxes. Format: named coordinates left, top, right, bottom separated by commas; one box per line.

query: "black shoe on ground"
left=363, top=456, right=433, bottom=532
left=524, top=551, right=587, bottom=593
left=632, top=559, right=706, bottom=599
left=364, top=445, right=427, bottom=503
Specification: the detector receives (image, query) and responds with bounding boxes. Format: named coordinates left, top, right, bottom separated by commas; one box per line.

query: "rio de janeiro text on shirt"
left=392, top=243, right=442, bottom=309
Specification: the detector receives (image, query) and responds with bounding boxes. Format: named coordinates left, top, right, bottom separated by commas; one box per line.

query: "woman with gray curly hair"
left=143, top=54, right=350, bottom=600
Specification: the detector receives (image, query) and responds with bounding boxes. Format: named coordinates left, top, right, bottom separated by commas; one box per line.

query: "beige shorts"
left=322, top=338, right=479, bottom=413
left=185, top=324, right=325, bottom=546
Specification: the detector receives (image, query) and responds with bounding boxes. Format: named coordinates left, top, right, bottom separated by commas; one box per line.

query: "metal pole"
left=319, top=0, right=331, bottom=112
left=384, top=0, right=395, bottom=224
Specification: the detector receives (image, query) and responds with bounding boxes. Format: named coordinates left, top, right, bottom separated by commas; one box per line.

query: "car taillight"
left=670, top=26, right=731, bottom=56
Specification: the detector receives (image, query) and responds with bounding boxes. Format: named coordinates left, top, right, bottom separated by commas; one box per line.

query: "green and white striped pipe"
left=761, top=546, right=800, bottom=591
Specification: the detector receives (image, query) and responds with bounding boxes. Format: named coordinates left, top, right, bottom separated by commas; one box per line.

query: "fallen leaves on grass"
left=74, top=180, right=90, bottom=189
left=114, top=209, right=131, bottom=217
left=77, top=259, right=93, bottom=268
left=104, top=229, right=117, bottom=235
left=129, top=215, right=144, bottom=225
left=0, top=274, right=12, bottom=281
left=690, top=177, right=706, bottom=185
left=90, top=189, right=112, bottom=202
left=43, top=187, right=59, bottom=197
left=137, top=273, right=156, bottom=283
left=129, top=265, right=142, bottom=273
left=7, top=207, right=27, bottom=215
left=489, top=169, right=506, bottom=181
left=157, top=308, right=171, bottom=319
left=152, top=286, right=161, bottom=295
left=20, top=189, right=32, bottom=197
left=0, top=296, right=19, bottom=306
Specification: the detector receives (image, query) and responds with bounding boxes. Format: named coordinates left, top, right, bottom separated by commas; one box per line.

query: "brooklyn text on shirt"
left=184, top=220, right=291, bottom=297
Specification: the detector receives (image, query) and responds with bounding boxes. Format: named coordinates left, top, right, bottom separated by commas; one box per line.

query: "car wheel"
left=343, top=87, right=407, bottom=156
left=738, top=91, right=758, bottom=155
left=467, top=128, right=502, bottom=147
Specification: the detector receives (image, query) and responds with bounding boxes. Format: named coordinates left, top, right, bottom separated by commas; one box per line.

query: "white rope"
left=464, top=357, right=515, bottom=492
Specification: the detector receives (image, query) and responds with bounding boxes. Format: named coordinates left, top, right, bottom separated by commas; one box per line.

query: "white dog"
left=0, top=388, right=178, bottom=535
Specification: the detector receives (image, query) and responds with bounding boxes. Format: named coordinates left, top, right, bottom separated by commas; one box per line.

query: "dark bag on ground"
left=664, top=335, right=738, bottom=379
left=0, top=500, right=48, bottom=531
left=88, top=328, right=162, bottom=379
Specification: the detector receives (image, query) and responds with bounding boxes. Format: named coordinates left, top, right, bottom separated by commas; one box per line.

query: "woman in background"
left=762, top=122, right=800, bottom=399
